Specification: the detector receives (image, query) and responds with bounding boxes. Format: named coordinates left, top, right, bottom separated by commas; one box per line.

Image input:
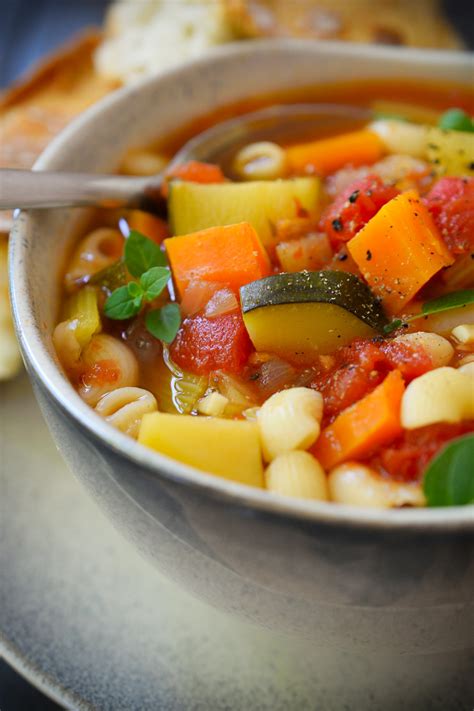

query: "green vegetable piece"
left=240, top=271, right=388, bottom=362
left=125, top=230, right=167, bottom=277
left=383, top=289, right=474, bottom=334
left=438, top=108, right=474, bottom=133
left=146, top=303, right=181, bottom=343
left=383, top=319, right=404, bottom=335
left=423, top=434, right=474, bottom=507
left=89, top=260, right=128, bottom=291
left=421, top=289, right=474, bottom=316
left=140, top=266, right=170, bottom=301
left=104, top=285, right=142, bottom=320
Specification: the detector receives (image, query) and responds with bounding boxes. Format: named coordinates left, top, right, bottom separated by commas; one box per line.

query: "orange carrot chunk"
left=313, top=370, right=405, bottom=470
left=126, top=210, right=169, bottom=244
left=347, top=189, right=454, bottom=315
left=286, top=130, right=385, bottom=177
left=165, top=222, right=271, bottom=299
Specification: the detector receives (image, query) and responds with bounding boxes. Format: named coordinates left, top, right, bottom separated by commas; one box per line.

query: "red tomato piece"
left=368, top=421, right=474, bottom=482
left=424, top=177, right=474, bottom=255
left=171, top=312, right=253, bottom=375
left=321, top=175, right=399, bottom=244
left=311, top=337, right=433, bottom=423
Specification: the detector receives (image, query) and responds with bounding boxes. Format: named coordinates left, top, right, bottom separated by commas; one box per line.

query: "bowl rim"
left=10, top=39, right=474, bottom=533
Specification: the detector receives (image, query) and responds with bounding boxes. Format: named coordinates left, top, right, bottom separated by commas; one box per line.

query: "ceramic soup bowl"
left=10, top=41, right=474, bottom=656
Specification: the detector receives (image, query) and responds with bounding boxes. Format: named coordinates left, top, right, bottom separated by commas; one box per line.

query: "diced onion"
left=204, top=288, right=239, bottom=319
left=256, top=358, right=296, bottom=398
left=180, top=280, right=220, bottom=317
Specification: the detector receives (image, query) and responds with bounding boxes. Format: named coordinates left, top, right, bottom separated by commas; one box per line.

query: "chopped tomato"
left=171, top=312, right=253, bottom=375
left=162, top=160, right=226, bottom=197
left=321, top=175, right=399, bottom=244
left=311, top=337, right=433, bottom=423
left=424, top=177, right=474, bottom=255
left=368, top=421, right=474, bottom=482
left=81, top=360, right=120, bottom=388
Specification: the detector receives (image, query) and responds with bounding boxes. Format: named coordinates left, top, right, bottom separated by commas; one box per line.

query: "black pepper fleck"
left=348, top=190, right=360, bottom=203
left=332, top=218, right=343, bottom=232
left=338, top=253, right=348, bottom=262
left=366, top=250, right=372, bottom=261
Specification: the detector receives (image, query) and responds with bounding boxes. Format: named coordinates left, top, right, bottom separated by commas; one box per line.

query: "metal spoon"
left=0, top=104, right=370, bottom=212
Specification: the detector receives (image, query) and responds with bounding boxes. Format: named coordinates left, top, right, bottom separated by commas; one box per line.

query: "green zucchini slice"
left=240, top=270, right=388, bottom=362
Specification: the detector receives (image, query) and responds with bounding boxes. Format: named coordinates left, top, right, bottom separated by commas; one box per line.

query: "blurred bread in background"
left=224, top=0, right=464, bottom=48
left=95, top=0, right=463, bottom=85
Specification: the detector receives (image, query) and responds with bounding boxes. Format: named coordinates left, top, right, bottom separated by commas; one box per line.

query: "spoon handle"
left=0, top=169, right=159, bottom=210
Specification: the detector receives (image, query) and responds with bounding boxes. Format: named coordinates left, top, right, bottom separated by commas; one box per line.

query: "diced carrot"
left=347, top=190, right=454, bottom=315
left=126, top=210, right=169, bottom=244
left=313, top=370, right=405, bottom=470
left=165, top=222, right=271, bottom=299
left=286, top=130, right=385, bottom=177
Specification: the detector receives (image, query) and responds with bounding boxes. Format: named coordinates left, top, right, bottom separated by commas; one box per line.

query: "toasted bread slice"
left=223, top=0, right=464, bottom=49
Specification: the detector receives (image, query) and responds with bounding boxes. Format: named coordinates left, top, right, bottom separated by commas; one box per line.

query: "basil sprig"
left=384, top=289, right=474, bottom=335
left=423, top=434, right=474, bottom=507
left=104, top=230, right=181, bottom=343
left=438, top=108, right=474, bottom=133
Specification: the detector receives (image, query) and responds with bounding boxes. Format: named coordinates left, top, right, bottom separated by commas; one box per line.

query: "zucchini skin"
left=240, top=270, right=388, bottom=333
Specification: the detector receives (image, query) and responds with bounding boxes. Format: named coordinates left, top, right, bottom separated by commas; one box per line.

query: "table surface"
left=1, top=1, right=472, bottom=709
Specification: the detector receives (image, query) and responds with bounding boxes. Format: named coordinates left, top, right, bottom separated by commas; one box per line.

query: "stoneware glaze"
left=9, top=41, right=474, bottom=660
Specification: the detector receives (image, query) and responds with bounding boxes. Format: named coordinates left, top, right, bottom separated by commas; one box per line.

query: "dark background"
left=0, top=0, right=472, bottom=709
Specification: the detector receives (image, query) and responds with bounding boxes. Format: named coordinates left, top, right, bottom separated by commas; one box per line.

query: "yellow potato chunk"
left=138, top=412, right=264, bottom=487
left=169, top=178, right=320, bottom=246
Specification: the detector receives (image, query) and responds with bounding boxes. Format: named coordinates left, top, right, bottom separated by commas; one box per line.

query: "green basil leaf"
left=140, top=266, right=170, bottom=302
left=125, top=230, right=167, bottom=277
left=423, top=434, right=474, bottom=507
left=421, top=289, right=474, bottom=317
left=104, top=285, right=142, bottom=320
left=146, top=303, right=181, bottom=343
left=127, top=281, right=143, bottom=298
left=438, top=108, right=474, bottom=133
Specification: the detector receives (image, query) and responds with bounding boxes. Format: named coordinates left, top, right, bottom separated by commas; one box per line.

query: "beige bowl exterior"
left=9, top=41, right=474, bottom=655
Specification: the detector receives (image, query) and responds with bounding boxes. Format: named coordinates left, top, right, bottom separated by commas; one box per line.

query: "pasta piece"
left=265, top=450, right=328, bottom=501
left=95, top=387, right=158, bottom=438
left=53, top=320, right=82, bottom=373
left=258, top=387, right=323, bottom=462
left=64, top=228, right=124, bottom=291
left=401, top=366, right=474, bottom=429
left=0, top=238, right=22, bottom=380
left=328, top=462, right=426, bottom=508
left=233, top=141, right=287, bottom=181
left=452, top=324, right=474, bottom=345
left=393, top=332, right=454, bottom=368
left=79, top=334, right=139, bottom=406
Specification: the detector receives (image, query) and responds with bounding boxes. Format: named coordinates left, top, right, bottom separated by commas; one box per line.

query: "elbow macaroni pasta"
left=79, top=334, right=139, bottom=406
left=95, top=386, right=158, bottom=438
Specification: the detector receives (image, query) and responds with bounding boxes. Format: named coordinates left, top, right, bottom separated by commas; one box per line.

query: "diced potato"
left=426, top=127, right=474, bottom=177
left=138, top=412, right=264, bottom=487
left=168, top=178, right=320, bottom=246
